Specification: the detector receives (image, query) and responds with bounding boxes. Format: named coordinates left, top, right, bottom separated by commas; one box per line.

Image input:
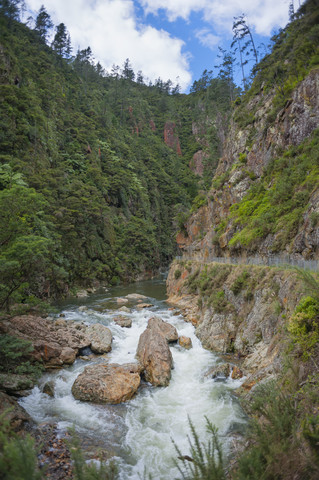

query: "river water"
left=20, top=277, right=246, bottom=479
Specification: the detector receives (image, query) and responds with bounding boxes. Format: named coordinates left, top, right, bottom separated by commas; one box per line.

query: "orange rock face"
left=164, top=121, right=182, bottom=155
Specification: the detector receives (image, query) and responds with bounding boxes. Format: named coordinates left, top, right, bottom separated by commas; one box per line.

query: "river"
left=20, top=276, right=246, bottom=479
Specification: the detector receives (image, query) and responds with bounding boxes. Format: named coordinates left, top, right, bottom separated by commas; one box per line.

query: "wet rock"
left=114, top=315, right=132, bottom=328
left=148, top=317, right=178, bottom=343
left=78, top=306, right=88, bottom=312
left=118, top=306, right=131, bottom=313
left=54, top=318, right=67, bottom=328
left=43, top=381, right=55, bottom=397
left=136, top=303, right=154, bottom=309
left=76, top=290, right=89, bottom=298
left=0, top=373, right=35, bottom=395
left=0, top=391, right=32, bottom=431
left=136, top=319, right=173, bottom=386
left=205, top=363, right=231, bottom=379
left=126, top=293, right=148, bottom=300
left=116, top=297, right=128, bottom=305
left=231, top=366, right=244, bottom=379
left=0, top=315, right=91, bottom=368
left=178, top=336, right=192, bottom=349
left=86, top=324, right=112, bottom=354
left=71, top=363, right=141, bottom=404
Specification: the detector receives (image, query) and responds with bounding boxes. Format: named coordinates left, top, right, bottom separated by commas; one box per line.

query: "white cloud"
left=195, top=29, right=220, bottom=51
left=26, top=0, right=192, bottom=90
left=139, top=0, right=294, bottom=36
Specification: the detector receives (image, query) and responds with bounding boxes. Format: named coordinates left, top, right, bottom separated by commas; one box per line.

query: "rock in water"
left=178, top=336, right=192, bottom=349
left=86, top=324, right=112, bottom=354
left=136, top=318, right=173, bottom=386
left=113, top=315, right=132, bottom=328
left=148, top=317, right=178, bottom=343
left=71, top=363, right=141, bottom=404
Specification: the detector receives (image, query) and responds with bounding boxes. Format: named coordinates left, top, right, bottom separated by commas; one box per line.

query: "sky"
left=24, top=0, right=302, bottom=92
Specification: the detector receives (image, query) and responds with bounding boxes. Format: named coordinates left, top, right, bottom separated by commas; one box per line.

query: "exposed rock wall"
left=178, top=69, right=319, bottom=261
left=167, top=260, right=304, bottom=384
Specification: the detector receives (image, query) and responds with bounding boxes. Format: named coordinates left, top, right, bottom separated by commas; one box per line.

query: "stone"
left=136, top=319, right=173, bottom=386
left=148, top=317, right=178, bottom=343
left=0, top=391, right=32, bottom=432
left=71, top=363, right=141, bottom=404
left=126, top=293, right=148, bottom=300
left=136, top=303, right=153, bottom=309
left=205, top=363, right=231, bottom=379
left=0, top=373, right=35, bottom=395
left=43, top=381, right=55, bottom=397
left=118, top=306, right=131, bottom=313
left=54, top=318, right=67, bottom=328
left=86, top=324, right=112, bottom=354
left=116, top=297, right=128, bottom=305
left=114, top=316, right=132, bottom=328
left=178, top=336, right=192, bottom=349
left=0, top=315, right=91, bottom=368
left=231, top=366, right=244, bottom=380
left=76, top=290, right=89, bottom=298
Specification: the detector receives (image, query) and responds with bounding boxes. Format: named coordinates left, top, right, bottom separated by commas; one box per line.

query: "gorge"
left=1, top=1, right=319, bottom=479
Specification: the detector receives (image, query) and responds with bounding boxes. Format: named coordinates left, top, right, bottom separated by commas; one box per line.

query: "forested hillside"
left=0, top=3, right=233, bottom=311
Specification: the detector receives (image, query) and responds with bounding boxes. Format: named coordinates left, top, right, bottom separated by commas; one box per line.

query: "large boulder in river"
left=86, top=324, right=112, bottom=353
left=136, top=318, right=174, bottom=386
left=178, top=336, right=192, bottom=349
left=148, top=317, right=178, bottom=343
left=0, top=316, right=90, bottom=368
left=71, top=363, right=141, bottom=404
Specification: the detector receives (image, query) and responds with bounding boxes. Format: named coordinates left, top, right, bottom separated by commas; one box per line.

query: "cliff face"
left=178, top=69, right=319, bottom=261
left=167, top=260, right=304, bottom=385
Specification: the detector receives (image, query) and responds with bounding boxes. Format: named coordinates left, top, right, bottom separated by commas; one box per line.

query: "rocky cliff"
left=167, top=260, right=305, bottom=388
left=177, top=68, right=319, bottom=261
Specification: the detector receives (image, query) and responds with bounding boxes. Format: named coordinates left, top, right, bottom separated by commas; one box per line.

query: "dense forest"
left=0, top=0, right=235, bottom=312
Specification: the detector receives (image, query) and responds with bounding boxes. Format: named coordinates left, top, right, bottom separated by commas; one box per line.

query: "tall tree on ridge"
left=34, top=4, right=53, bottom=42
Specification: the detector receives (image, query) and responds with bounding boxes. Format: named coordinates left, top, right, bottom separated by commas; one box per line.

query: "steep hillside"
left=177, top=0, right=319, bottom=262
left=0, top=8, right=232, bottom=310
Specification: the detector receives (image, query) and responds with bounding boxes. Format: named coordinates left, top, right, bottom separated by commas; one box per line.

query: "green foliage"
left=288, top=296, right=319, bottom=359
left=68, top=431, right=118, bottom=480
left=231, top=270, right=250, bottom=295
left=225, top=130, right=319, bottom=250
left=208, top=290, right=228, bottom=313
left=0, top=413, right=43, bottom=480
left=173, top=417, right=225, bottom=480
left=0, top=334, right=42, bottom=378
left=190, top=193, right=208, bottom=213
left=174, top=269, right=182, bottom=280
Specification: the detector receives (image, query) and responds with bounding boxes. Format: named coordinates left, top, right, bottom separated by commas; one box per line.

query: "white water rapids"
left=20, top=279, right=246, bottom=479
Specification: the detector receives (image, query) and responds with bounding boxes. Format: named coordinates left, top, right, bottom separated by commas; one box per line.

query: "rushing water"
left=20, top=277, right=246, bottom=479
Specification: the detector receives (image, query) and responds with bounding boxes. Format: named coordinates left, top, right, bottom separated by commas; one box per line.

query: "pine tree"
left=51, top=23, right=69, bottom=57
left=34, top=4, right=53, bottom=42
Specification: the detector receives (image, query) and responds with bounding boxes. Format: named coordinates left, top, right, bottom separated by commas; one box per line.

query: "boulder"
left=86, top=324, right=112, bottom=354
left=43, top=381, right=55, bottom=397
left=148, top=317, right=178, bottom=342
left=205, top=363, right=231, bottom=379
left=0, top=315, right=91, bottom=368
left=119, top=306, right=131, bottom=313
left=136, top=319, right=173, bottom=386
left=126, top=293, right=148, bottom=300
left=113, top=316, right=132, bottom=328
left=0, top=391, right=32, bottom=432
left=136, top=303, right=153, bottom=309
left=71, top=363, right=141, bottom=404
left=116, top=297, right=128, bottom=305
left=231, top=366, right=244, bottom=380
left=178, top=336, right=192, bottom=349
left=0, top=373, right=35, bottom=395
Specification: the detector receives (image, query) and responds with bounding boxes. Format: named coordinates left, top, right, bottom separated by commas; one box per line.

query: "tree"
left=121, top=58, right=135, bottom=81
left=52, top=23, right=70, bottom=57
left=215, top=46, right=236, bottom=102
left=232, top=14, right=258, bottom=89
left=0, top=0, right=24, bottom=21
left=34, top=4, right=53, bottom=42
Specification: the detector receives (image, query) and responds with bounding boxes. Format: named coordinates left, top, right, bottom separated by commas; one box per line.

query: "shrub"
left=230, top=270, right=250, bottom=295
left=174, top=269, right=182, bottom=280
left=288, top=296, right=319, bottom=359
